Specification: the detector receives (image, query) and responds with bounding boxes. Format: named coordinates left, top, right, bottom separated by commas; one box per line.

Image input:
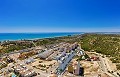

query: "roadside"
left=87, top=52, right=119, bottom=77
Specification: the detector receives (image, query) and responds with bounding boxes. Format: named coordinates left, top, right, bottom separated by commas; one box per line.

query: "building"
left=24, top=58, right=35, bottom=64
left=57, top=50, right=75, bottom=73
left=59, top=47, right=64, bottom=52
left=68, top=63, right=74, bottom=73
left=13, top=64, right=36, bottom=77
left=79, top=50, right=84, bottom=55
left=38, top=49, right=54, bottom=59
left=56, top=51, right=66, bottom=60
left=68, top=61, right=84, bottom=76
left=90, top=56, right=99, bottom=61
left=0, top=61, right=7, bottom=69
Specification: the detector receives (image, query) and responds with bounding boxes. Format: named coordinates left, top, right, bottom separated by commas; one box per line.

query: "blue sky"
left=0, top=0, right=120, bottom=32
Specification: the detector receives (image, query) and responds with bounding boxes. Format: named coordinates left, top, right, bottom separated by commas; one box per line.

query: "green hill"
left=80, top=33, right=120, bottom=69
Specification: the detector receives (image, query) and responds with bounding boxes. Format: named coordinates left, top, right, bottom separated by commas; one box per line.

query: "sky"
left=0, top=0, right=120, bottom=32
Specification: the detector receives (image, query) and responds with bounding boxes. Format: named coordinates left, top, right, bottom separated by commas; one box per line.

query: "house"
left=90, top=56, right=99, bottom=61
left=13, top=64, right=36, bottom=77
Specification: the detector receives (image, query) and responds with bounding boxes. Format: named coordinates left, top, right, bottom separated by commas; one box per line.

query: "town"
left=0, top=40, right=120, bottom=77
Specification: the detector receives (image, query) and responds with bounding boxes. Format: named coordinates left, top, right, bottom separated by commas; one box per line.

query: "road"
left=98, top=54, right=118, bottom=77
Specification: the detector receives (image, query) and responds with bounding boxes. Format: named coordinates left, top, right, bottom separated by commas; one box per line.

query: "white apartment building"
left=58, top=50, right=75, bottom=71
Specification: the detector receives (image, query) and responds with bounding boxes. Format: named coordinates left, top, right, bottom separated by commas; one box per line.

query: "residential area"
left=0, top=41, right=120, bottom=77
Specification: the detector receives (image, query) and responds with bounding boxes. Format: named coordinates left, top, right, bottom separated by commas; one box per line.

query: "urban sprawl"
left=0, top=40, right=120, bottom=77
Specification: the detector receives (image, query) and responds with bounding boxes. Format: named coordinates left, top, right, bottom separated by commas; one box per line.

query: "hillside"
left=80, top=33, right=120, bottom=70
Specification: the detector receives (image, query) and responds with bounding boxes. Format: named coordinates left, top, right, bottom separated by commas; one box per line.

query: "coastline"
left=0, top=33, right=81, bottom=57
left=0, top=32, right=83, bottom=42
left=1, top=32, right=120, bottom=42
left=0, top=33, right=120, bottom=77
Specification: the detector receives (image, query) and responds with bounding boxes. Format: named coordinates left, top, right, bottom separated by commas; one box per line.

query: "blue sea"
left=0, top=32, right=83, bottom=41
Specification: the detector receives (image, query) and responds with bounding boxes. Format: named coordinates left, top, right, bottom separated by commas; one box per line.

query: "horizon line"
left=0, top=32, right=120, bottom=33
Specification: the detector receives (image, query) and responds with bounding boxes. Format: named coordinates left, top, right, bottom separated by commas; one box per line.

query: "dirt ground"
left=65, top=51, right=113, bottom=77
left=81, top=61, right=100, bottom=75
left=0, top=45, right=3, bottom=49
left=31, top=59, right=57, bottom=66
left=80, top=60, right=110, bottom=77
left=31, top=59, right=58, bottom=73
left=104, top=57, right=117, bottom=72
left=84, top=73, right=110, bottom=77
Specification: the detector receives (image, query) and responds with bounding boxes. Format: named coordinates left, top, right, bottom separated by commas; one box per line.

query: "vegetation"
left=0, top=57, right=14, bottom=69
left=34, top=35, right=81, bottom=46
left=0, top=41, right=34, bottom=55
left=0, top=33, right=120, bottom=70
left=116, top=64, right=120, bottom=70
left=18, top=51, right=36, bottom=60
left=76, top=54, right=89, bottom=61
left=80, top=33, right=120, bottom=70
left=0, top=35, right=81, bottom=56
left=39, top=64, right=46, bottom=68
left=0, top=62, right=7, bottom=69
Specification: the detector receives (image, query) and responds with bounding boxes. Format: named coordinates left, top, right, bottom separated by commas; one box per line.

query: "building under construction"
left=68, top=61, right=84, bottom=76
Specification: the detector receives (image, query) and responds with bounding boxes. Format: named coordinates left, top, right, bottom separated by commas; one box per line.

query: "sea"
left=0, top=32, right=83, bottom=41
